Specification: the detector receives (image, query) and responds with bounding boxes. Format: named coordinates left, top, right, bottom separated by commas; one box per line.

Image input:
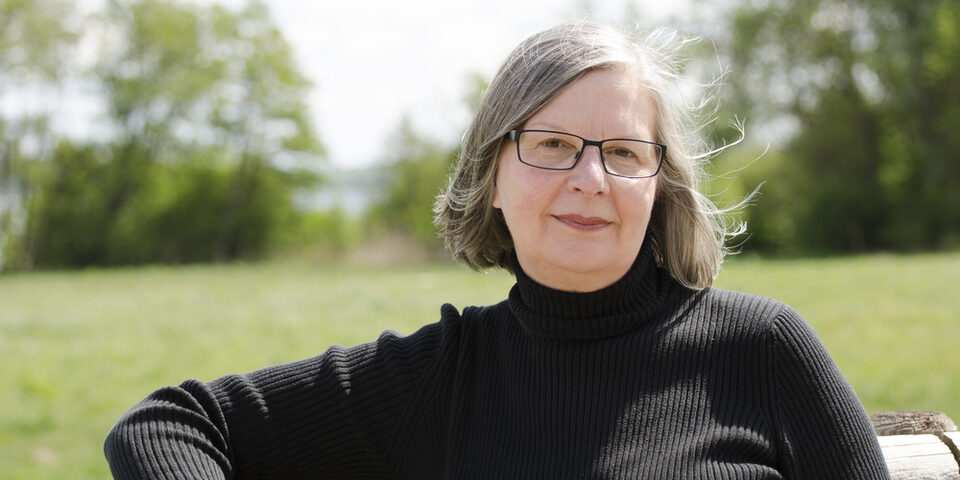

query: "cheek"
left=492, top=165, right=552, bottom=244
left=616, top=179, right=658, bottom=225
left=497, top=171, right=556, bottom=223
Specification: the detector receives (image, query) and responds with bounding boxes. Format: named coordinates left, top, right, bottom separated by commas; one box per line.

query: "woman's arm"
left=770, top=307, right=891, bottom=479
left=105, top=379, right=234, bottom=479
left=104, top=322, right=449, bottom=479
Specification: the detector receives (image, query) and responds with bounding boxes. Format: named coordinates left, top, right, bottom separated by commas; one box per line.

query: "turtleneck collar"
left=507, top=240, right=674, bottom=341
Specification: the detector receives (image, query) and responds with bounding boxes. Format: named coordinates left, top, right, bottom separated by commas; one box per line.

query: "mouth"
left=554, top=214, right=612, bottom=231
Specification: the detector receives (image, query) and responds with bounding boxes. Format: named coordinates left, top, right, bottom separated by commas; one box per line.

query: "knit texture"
left=105, top=244, right=890, bottom=479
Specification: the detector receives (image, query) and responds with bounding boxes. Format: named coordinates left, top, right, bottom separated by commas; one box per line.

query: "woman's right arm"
left=104, top=321, right=451, bottom=479
left=104, top=379, right=234, bottom=479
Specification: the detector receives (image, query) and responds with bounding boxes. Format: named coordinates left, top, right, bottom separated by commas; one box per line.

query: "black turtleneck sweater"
left=104, top=245, right=890, bottom=479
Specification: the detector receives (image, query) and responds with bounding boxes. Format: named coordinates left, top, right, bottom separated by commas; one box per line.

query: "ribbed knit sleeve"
left=104, top=319, right=452, bottom=479
left=770, top=307, right=890, bottom=479
left=104, top=379, right=233, bottom=479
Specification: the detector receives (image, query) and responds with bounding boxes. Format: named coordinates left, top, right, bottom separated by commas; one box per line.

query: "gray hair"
left=434, top=21, right=744, bottom=289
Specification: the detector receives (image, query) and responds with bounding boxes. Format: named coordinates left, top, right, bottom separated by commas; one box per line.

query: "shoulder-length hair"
left=434, top=21, right=744, bottom=290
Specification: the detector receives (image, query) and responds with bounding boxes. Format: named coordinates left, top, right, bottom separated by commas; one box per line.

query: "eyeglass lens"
left=515, top=131, right=661, bottom=178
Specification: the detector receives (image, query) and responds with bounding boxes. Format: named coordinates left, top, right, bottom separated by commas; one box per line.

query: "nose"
left=568, top=145, right=609, bottom=196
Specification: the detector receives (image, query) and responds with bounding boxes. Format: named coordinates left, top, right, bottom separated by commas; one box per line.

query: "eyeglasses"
left=505, top=129, right=666, bottom=178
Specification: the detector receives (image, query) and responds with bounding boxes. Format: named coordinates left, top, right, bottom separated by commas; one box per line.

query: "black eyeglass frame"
left=505, top=129, right=667, bottom=179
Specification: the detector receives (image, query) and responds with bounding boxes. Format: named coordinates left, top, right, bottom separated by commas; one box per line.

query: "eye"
left=540, top=137, right=573, bottom=149
left=605, top=146, right=637, bottom=158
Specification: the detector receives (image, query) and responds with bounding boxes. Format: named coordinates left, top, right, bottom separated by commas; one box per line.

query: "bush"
left=10, top=141, right=302, bottom=269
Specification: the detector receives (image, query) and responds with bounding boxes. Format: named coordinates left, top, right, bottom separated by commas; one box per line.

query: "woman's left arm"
left=770, top=307, right=891, bottom=479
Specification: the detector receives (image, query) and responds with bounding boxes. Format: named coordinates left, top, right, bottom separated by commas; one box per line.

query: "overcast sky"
left=252, top=0, right=694, bottom=168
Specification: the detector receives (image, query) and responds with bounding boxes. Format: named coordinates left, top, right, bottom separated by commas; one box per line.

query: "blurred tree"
left=709, top=0, right=960, bottom=252
left=0, top=0, right=78, bottom=268
left=97, top=0, right=323, bottom=261
left=17, top=141, right=109, bottom=267
left=204, top=0, right=324, bottom=258
left=365, top=75, right=487, bottom=253
left=0, top=0, right=76, bottom=81
left=367, top=117, right=456, bottom=249
left=8, top=0, right=325, bottom=269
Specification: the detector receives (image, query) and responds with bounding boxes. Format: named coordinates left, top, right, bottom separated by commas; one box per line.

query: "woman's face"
left=493, top=68, right=658, bottom=292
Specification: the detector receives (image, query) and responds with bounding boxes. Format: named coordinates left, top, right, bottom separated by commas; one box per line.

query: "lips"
left=554, top=214, right=612, bottom=230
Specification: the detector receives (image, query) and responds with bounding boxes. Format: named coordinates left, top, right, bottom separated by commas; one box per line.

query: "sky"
left=240, top=0, right=694, bottom=168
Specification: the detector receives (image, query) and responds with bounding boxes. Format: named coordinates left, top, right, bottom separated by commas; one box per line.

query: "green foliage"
left=0, top=0, right=79, bottom=269
left=104, top=153, right=296, bottom=264
left=0, top=0, right=77, bottom=79
left=367, top=118, right=457, bottom=248
left=133, top=159, right=232, bottom=263
left=11, top=142, right=110, bottom=268
left=273, top=207, right=361, bottom=262
left=363, top=74, right=485, bottom=251
left=712, top=0, right=960, bottom=253
left=1, top=0, right=324, bottom=270
left=3, top=142, right=298, bottom=268
left=704, top=146, right=795, bottom=253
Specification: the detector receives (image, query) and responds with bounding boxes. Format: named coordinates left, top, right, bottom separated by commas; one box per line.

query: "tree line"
left=1, top=0, right=324, bottom=269
left=708, top=0, right=960, bottom=253
left=1, top=0, right=957, bottom=271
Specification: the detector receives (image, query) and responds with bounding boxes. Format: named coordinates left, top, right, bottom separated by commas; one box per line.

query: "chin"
left=554, top=255, right=625, bottom=276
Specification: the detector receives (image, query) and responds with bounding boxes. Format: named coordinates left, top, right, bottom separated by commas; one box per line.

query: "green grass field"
left=1, top=253, right=957, bottom=479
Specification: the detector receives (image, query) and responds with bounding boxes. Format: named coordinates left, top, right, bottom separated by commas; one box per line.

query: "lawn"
left=1, top=252, right=957, bottom=479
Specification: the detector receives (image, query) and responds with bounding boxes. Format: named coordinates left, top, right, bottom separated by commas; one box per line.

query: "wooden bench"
left=871, top=411, right=960, bottom=479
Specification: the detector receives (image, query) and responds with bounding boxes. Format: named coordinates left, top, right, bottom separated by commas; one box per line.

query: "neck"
left=507, top=241, right=676, bottom=340
left=514, top=250, right=639, bottom=293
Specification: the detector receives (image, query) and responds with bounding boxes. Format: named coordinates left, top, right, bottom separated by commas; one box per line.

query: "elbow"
left=103, top=415, right=146, bottom=479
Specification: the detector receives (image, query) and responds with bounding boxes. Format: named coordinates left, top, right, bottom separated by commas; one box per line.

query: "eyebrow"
left=523, top=115, right=652, bottom=138
left=524, top=121, right=569, bottom=132
left=521, top=123, right=650, bottom=140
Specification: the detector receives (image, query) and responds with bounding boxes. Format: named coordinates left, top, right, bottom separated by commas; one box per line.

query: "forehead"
left=523, top=67, right=657, bottom=139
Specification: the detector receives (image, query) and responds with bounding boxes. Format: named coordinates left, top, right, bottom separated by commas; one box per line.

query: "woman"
left=105, top=22, right=890, bottom=479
